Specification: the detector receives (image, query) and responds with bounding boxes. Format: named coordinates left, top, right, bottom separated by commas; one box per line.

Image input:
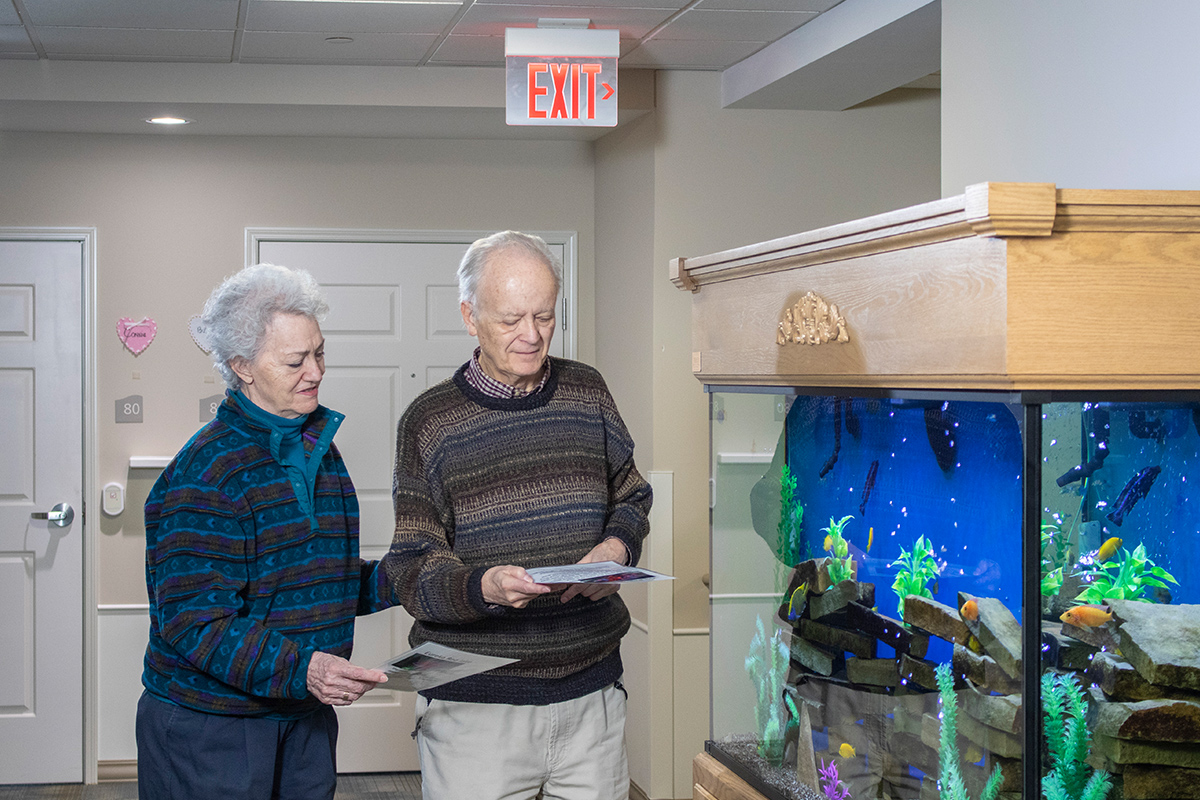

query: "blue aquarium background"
left=783, top=395, right=1024, bottom=655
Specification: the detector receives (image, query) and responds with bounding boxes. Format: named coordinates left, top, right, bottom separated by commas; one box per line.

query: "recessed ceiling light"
left=325, top=36, right=355, bottom=43
left=146, top=117, right=192, bottom=126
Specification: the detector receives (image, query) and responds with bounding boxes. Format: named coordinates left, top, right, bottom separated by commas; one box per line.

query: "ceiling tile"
left=477, top=0, right=685, bottom=9
left=20, top=0, right=240, bottom=29
left=0, top=5, right=23, bottom=25
left=619, top=37, right=762, bottom=68
left=38, top=27, right=236, bottom=59
left=696, top=0, right=827, bottom=12
left=0, top=25, right=35, bottom=54
left=454, top=4, right=673, bottom=38
left=246, top=1, right=463, bottom=35
left=653, top=8, right=811, bottom=40
left=427, top=34, right=504, bottom=64
left=239, top=29, right=435, bottom=63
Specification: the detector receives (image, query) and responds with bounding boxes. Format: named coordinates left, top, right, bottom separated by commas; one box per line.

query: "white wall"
left=942, top=0, right=1200, bottom=195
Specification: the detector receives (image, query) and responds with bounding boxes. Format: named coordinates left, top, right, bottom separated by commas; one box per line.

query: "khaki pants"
left=415, top=684, right=629, bottom=800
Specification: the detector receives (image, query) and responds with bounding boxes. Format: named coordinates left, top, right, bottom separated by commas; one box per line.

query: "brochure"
left=375, top=642, right=517, bottom=692
left=524, top=561, right=674, bottom=585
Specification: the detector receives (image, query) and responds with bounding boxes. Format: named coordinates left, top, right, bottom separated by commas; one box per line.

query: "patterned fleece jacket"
left=143, top=394, right=394, bottom=718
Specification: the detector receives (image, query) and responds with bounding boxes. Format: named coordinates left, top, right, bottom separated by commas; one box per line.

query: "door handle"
left=31, top=502, right=75, bottom=528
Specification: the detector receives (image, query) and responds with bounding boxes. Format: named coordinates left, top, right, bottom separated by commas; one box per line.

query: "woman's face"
left=233, top=313, right=325, bottom=418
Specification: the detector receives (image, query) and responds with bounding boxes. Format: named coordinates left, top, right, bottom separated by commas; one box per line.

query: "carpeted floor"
left=0, top=772, right=423, bottom=800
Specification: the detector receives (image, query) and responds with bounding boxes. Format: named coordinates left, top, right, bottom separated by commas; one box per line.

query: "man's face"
left=461, top=248, right=557, bottom=392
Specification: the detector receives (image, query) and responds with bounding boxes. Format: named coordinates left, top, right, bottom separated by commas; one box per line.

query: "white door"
left=0, top=238, right=84, bottom=783
left=255, top=234, right=573, bottom=772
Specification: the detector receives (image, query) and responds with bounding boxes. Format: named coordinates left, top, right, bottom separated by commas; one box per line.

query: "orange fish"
left=960, top=599, right=979, bottom=622
left=1060, top=605, right=1113, bottom=628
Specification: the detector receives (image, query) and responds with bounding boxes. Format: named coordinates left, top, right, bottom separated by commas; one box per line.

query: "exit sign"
left=506, top=28, right=619, bottom=127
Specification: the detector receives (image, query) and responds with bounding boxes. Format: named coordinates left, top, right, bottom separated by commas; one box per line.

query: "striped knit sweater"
left=143, top=394, right=395, bottom=718
left=385, top=358, right=652, bottom=704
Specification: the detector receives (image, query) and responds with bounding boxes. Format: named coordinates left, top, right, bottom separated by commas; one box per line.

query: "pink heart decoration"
left=117, top=317, right=157, bottom=355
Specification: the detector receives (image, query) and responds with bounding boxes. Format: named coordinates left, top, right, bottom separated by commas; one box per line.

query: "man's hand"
left=307, top=651, right=388, bottom=706
left=482, top=565, right=553, bottom=608
left=560, top=537, right=629, bottom=603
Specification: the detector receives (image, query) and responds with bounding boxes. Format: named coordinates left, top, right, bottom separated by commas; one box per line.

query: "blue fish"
left=858, top=460, right=879, bottom=516
left=786, top=582, right=808, bottom=622
left=1105, top=466, right=1161, bottom=527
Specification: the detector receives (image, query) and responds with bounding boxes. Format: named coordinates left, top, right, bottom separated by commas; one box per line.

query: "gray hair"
left=457, top=231, right=562, bottom=308
left=201, top=263, right=328, bottom=390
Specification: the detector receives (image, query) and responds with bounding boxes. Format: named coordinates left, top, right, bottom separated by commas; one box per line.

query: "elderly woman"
left=136, top=263, right=393, bottom=800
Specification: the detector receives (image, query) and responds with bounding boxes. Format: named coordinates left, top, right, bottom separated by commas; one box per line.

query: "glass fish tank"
left=708, top=388, right=1200, bottom=800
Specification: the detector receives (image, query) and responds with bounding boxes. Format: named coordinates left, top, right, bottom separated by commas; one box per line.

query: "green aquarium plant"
left=822, top=515, right=855, bottom=584
left=777, top=464, right=805, bottom=567
left=889, top=535, right=941, bottom=619
left=1041, top=521, right=1068, bottom=597
left=744, top=616, right=790, bottom=765
left=1074, top=542, right=1178, bottom=604
left=1042, top=672, right=1112, bottom=800
left=935, top=663, right=1003, bottom=800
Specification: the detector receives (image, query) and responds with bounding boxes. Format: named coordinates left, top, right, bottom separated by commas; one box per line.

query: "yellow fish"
left=1060, top=605, right=1113, bottom=628
left=1097, top=536, right=1122, bottom=563
left=823, top=534, right=833, bottom=552
left=786, top=583, right=808, bottom=622
left=839, top=743, right=856, bottom=759
left=965, top=745, right=983, bottom=763
left=960, top=599, right=979, bottom=622
left=867, top=527, right=874, bottom=554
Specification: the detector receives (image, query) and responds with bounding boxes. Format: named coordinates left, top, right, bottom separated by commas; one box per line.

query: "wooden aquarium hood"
left=672, top=182, right=1200, bottom=392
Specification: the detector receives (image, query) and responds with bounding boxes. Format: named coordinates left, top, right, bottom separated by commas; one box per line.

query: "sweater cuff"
left=467, top=564, right=508, bottom=616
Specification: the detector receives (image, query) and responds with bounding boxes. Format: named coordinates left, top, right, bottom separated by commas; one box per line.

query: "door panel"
left=0, top=238, right=84, bottom=784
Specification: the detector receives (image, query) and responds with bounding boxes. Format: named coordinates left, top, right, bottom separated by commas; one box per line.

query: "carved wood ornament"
left=777, top=291, right=849, bottom=346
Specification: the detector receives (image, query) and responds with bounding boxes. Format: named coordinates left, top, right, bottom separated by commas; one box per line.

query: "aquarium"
left=709, top=389, right=1200, bottom=800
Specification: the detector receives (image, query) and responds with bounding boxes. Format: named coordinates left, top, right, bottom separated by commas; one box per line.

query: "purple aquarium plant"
left=818, top=758, right=850, bottom=800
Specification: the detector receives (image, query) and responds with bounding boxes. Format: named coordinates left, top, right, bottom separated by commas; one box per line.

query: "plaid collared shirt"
left=463, top=346, right=551, bottom=399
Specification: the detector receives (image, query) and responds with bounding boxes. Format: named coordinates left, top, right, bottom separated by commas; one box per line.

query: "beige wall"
left=0, top=131, right=595, bottom=605
left=643, top=72, right=941, bottom=630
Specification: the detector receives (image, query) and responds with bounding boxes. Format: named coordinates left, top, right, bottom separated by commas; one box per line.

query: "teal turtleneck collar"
left=232, top=390, right=318, bottom=515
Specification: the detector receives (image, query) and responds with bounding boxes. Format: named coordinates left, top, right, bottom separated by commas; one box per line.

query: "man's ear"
left=230, top=357, right=254, bottom=387
left=461, top=301, right=479, bottom=337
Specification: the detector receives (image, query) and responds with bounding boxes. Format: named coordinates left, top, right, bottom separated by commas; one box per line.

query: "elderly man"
left=385, top=230, right=652, bottom=800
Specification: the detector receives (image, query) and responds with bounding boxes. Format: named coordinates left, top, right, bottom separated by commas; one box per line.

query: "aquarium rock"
left=1119, top=765, right=1200, bottom=800
left=846, top=656, right=900, bottom=688
left=958, top=682, right=1022, bottom=735
left=800, top=617, right=876, bottom=659
left=898, top=653, right=940, bottom=691
left=808, top=579, right=873, bottom=620
left=1089, top=651, right=1188, bottom=702
left=1111, top=600, right=1200, bottom=692
left=902, top=595, right=972, bottom=645
left=846, top=602, right=930, bottom=658
left=1092, top=732, right=1200, bottom=769
left=790, top=636, right=838, bottom=676
left=957, top=595, right=1022, bottom=680
left=1094, top=696, right=1200, bottom=742
left=953, top=643, right=1020, bottom=695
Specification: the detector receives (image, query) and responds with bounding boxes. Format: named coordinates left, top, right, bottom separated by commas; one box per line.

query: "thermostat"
left=102, top=482, right=125, bottom=516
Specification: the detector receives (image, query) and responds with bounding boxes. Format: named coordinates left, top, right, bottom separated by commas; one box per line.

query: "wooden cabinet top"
left=673, top=182, right=1200, bottom=392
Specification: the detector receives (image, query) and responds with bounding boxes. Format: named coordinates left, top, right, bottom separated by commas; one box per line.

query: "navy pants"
left=136, top=691, right=338, bottom=800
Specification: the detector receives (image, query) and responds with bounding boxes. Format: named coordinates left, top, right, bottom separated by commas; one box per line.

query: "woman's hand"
left=307, top=651, right=388, bottom=706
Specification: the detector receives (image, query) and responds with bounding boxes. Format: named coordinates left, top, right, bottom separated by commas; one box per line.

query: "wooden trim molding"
left=674, top=182, right=1200, bottom=391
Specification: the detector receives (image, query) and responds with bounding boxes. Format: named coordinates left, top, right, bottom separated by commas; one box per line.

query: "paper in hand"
left=524, top=561, right=674, bottom=585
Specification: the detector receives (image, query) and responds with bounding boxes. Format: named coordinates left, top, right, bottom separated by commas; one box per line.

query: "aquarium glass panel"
left=1038, top=400, right=1200, bottom=800
left=711, top=391, right=1028, bottom=800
